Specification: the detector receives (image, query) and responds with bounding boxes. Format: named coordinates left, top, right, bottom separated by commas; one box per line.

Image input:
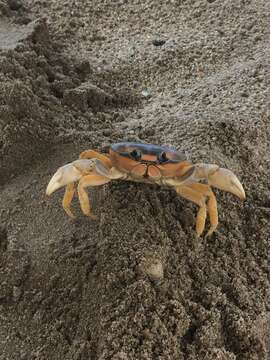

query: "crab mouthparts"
left=143, top=166, right=149, bottom=178
left=131, top=164, right=161, bottom=179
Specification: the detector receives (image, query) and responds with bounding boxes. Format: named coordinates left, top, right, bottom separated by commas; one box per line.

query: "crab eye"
left=158, top=151, right=169, bottom=163
left=130, top=149, right=142, bottom=161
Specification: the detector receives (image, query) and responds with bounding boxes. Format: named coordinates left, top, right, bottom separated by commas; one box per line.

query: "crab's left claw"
left=208, top=167, right=246, bottom=200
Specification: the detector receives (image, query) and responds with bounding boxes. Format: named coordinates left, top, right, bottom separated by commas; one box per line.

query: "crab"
left=46, top=142, right=245, bottom=237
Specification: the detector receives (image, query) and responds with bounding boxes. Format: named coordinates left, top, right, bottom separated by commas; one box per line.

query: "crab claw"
left=46, top=159, right=95, bottom=196
left=46, top=163, right=82, bottom=196
left=208, top=167, right=246, bottom=200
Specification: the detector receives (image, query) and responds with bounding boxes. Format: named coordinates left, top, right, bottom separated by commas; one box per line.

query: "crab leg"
left=176, top=185, right=208, bottom=236
left=46, top=159, right=110, bottom=218
left=176, top=183, right=219, bottom=236
left=79, top=149, right=112, bottom=168
left=188, top=183, right=218, bottom=237
left=62, top=182, right=76, bottom=218
left=77, top=174, right=111, bottom=219
left=206, top=193, right=218, bottom=237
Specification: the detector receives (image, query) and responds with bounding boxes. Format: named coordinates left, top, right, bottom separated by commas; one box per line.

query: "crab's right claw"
left=46, top=159, right=96, bottom=196
left=46, top=163, right=82, bottom=219
left=46, top=163, right=82, bottom=196
left=208, top=168, right=246, bottom=200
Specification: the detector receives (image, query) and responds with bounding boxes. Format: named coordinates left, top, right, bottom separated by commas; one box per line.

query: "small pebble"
left=144, top=128, right=155, bottom=137
left=13, top=286, right=22, bottom=301
left=152, top=39, right=166, bottom=46
left=103, top=129, right=112, bottom=136
left=139, top=257, right=164, bottom=283
left=8, top=0, right=22, bottom=11
left=141, top=90, right=152, bottom=98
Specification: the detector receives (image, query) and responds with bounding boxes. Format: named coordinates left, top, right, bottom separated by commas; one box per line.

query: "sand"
left=0, top=0, right=269, bottom=359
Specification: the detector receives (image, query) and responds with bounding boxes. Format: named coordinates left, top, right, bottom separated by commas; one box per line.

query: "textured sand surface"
left=0, top=1, right=269, bottom=359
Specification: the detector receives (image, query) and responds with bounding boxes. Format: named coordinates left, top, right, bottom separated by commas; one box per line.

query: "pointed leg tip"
left=63, top=207, right=76, bottom=219
left=87, top=213, right=98, bottom=220
left=205, top=231, right=214, bottom=238
left=195, top=229, right=204, bottom=238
